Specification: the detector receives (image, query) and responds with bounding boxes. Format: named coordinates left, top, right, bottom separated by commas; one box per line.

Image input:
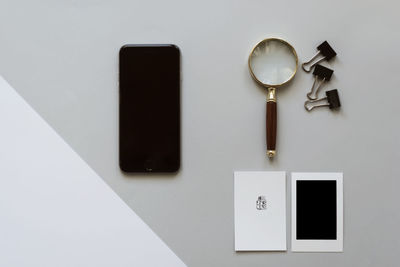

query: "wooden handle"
left=266, top=100, right=277, bottom=158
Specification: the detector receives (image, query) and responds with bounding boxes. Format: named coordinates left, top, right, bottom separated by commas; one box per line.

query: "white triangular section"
left=0, top=76, right=186, bottom=267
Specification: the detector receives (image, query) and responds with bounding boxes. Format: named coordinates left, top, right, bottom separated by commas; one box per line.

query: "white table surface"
left=1, top=0, right=399, bottom=266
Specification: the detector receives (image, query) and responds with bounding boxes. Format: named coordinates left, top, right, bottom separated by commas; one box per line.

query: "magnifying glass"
left=248, top=38, right=298, bottom=158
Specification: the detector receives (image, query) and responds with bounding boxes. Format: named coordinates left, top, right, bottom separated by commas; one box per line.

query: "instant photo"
left=291, top=173, right=343, bottom=252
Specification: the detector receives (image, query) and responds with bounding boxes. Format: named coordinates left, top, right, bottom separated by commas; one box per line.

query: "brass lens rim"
left=248, top=37, right=299, bottom=88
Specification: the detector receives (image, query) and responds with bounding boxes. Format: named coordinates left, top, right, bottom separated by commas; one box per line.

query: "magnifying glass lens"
left=249, top=39, right=297, bottom=85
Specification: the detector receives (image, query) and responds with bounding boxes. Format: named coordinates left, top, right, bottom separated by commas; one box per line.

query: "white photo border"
left=291, top=172, right=343, bottom=252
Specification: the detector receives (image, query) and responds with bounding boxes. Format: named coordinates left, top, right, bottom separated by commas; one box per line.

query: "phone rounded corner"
left=119, top=45, right=131, bottom=56
left=170, top=162, right=181, bottom=173
left=119, top=161, right=130, bottom=173
left=169, top=44, right=181, bottom=53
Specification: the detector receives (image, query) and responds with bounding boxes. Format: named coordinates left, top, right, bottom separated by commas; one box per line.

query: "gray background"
left=1, top=0, right=399, bottom=266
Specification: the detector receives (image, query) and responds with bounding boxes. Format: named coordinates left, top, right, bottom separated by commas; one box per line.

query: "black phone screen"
left=119, top=45, right=180, bottom=172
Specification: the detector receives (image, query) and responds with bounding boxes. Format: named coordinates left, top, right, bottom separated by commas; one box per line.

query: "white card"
left=234, top=171, right=286, bottom=251
left=291, top=172, right=343, bottom=252
left=0, top=76, right=186, bottom=266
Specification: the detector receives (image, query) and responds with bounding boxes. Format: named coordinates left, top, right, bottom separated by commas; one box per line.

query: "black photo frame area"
left=296, top=180, right=337, bottom=240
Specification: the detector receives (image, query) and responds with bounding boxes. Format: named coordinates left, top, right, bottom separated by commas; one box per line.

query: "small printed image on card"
left=234, top=171, right=286, bottom=251
left=291, top=172, right=343, bottom=252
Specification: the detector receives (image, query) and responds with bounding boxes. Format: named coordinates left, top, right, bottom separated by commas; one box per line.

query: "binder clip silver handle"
left=302, top=41, right=337, bottom=73
left=306, top=64, right=334, bottom=100
left=304, top=89, right=341, bottom=111
left=307, top=76, right=326, bottom=100
left=304, top=97, right=329, bottom=111
left=302, top=51, right=325, bottom=72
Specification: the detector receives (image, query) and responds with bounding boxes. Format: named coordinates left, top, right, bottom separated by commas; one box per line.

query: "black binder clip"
left=302, top=41, right=337, bottom=73
left=304, top=89, right=341, bottom=111
left=306, top=64, right=334, bottom=100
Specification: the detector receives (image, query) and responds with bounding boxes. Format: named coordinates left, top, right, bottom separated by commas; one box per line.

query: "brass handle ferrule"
left=267, top=87, right=276, bottom=102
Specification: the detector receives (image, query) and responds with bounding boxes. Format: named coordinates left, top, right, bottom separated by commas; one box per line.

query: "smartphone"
left=119, top=44, right=180, bottom=172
